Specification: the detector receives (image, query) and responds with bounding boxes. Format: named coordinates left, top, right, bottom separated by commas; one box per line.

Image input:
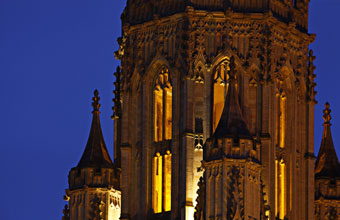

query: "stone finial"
left=75, top=89, right=114, bottom=170
left=92, top=89, right=101, bottom=113
left=323, top=102, right=331, bottom=125
left=315, top=102, right=340, bottom=179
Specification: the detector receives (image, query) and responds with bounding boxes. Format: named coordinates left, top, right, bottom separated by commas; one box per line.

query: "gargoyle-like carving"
left=114, top=33, right=127, bottom=60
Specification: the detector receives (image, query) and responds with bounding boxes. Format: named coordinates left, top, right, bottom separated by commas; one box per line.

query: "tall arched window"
left=152, top=66, right=172, bottom=213
left=213, top=61, right=229, bottom=132
left=275, top=90, right=286, bottom=219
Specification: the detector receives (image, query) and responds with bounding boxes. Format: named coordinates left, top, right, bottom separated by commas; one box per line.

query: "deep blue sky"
left=0, top=1, right=339, bottom=219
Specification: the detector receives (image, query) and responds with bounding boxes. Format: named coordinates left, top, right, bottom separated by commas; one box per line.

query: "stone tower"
left=63, top=90, right=121, bottom=220
left=315, top=103, right=340, bottom=220
left=113, top=0, right=316, bottom=220
left=195, top=58, right=263, bottom=220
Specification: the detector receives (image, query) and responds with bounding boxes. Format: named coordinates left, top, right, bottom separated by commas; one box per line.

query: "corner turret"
left=315, top=103, right=340, bottom=219
left=196, top=57, right=264, bottom=220
left=203, top=57, right=259, bottom=163
left=63, top=90, right=121, bottom=220
left=315, top=102, right=340, bottom=179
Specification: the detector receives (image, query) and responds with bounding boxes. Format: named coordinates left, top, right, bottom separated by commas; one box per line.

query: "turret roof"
left=212, top=57, right=252, bottom=140
left=315, top=102, right=340, bottom=179
left=77, top=90, right=114, bottom=169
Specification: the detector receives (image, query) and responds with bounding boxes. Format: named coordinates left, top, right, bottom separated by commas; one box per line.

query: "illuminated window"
left=154, top=67, right=172, bottom=142
left=163, top=151, right=172, bottom=211
left=152, top=151, right=172, bottom=213
left=276, top=92, right=286, bottom=148
left=213, top=61, right=229, bottom=132
left=275, top=159, right=286, bottom=219
left=153, top=153, right=163, bottom=213
left=152, top=67, right=172, bottom=213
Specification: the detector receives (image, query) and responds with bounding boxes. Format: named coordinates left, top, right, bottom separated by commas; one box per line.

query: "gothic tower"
left=63, top=90, right=121, bottom=220
left=315, top=103, right=340, bottom=220
left=113, top=0, right=316, bottom=220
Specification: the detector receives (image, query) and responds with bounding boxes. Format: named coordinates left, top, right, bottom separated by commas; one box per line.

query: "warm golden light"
left=279, top=160, right=286, bottom=219
left=213, top=63, right=229, bottom=132
left=165, top=88, right=172, bottom=140
left=154, top=67, right=172, bottom=141
left=152, top=153, right=163, bottom=213
left=163, top=151, right=172, bottom=211
left=154, top=88, right=163, bottom=142
left=153, top=67, right=172, bottom=214
left=275, top=160, right=278, bottom=216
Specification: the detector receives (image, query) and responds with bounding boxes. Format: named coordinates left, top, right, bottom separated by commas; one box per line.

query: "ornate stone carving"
left=325, top=207, right=337, bottom=220
left=90, top=195, right=105, bottom=220
left=307, top=49, right=317, bottom=103
left=115, top=33, right=127, bottom=60
left=112, top=66, right=122, bottom=119
left=226, top=166, right=244, bottom=220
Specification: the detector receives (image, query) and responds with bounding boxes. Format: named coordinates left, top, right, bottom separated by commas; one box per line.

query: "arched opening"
left=152, top=66, right=172, bottom=213
left=154, top=67, right=172, bottom=142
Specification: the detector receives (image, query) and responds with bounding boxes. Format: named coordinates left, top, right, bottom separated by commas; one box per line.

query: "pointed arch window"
left=213, top=61, right=229, bottom=132
left=152, top=66, right=172, bottom=213
left=154, top=67, right=172, bottom=142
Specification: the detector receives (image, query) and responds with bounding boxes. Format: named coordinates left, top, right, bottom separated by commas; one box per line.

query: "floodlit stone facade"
left=114, top=1, right=316, bottom=220
left=62, top=1, right=340, bottom=220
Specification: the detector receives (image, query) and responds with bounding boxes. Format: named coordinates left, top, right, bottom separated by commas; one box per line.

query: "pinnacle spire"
left=92, top=89, right=100, bottom=113
left=212, top=57, right=252, bottom=140
left=315, top=102, right=340, bottom=179
left=77, top=90, right=114, bottom=169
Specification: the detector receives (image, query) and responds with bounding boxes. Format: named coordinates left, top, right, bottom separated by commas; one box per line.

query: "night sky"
left=0, top=1, right=339, bottom=219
